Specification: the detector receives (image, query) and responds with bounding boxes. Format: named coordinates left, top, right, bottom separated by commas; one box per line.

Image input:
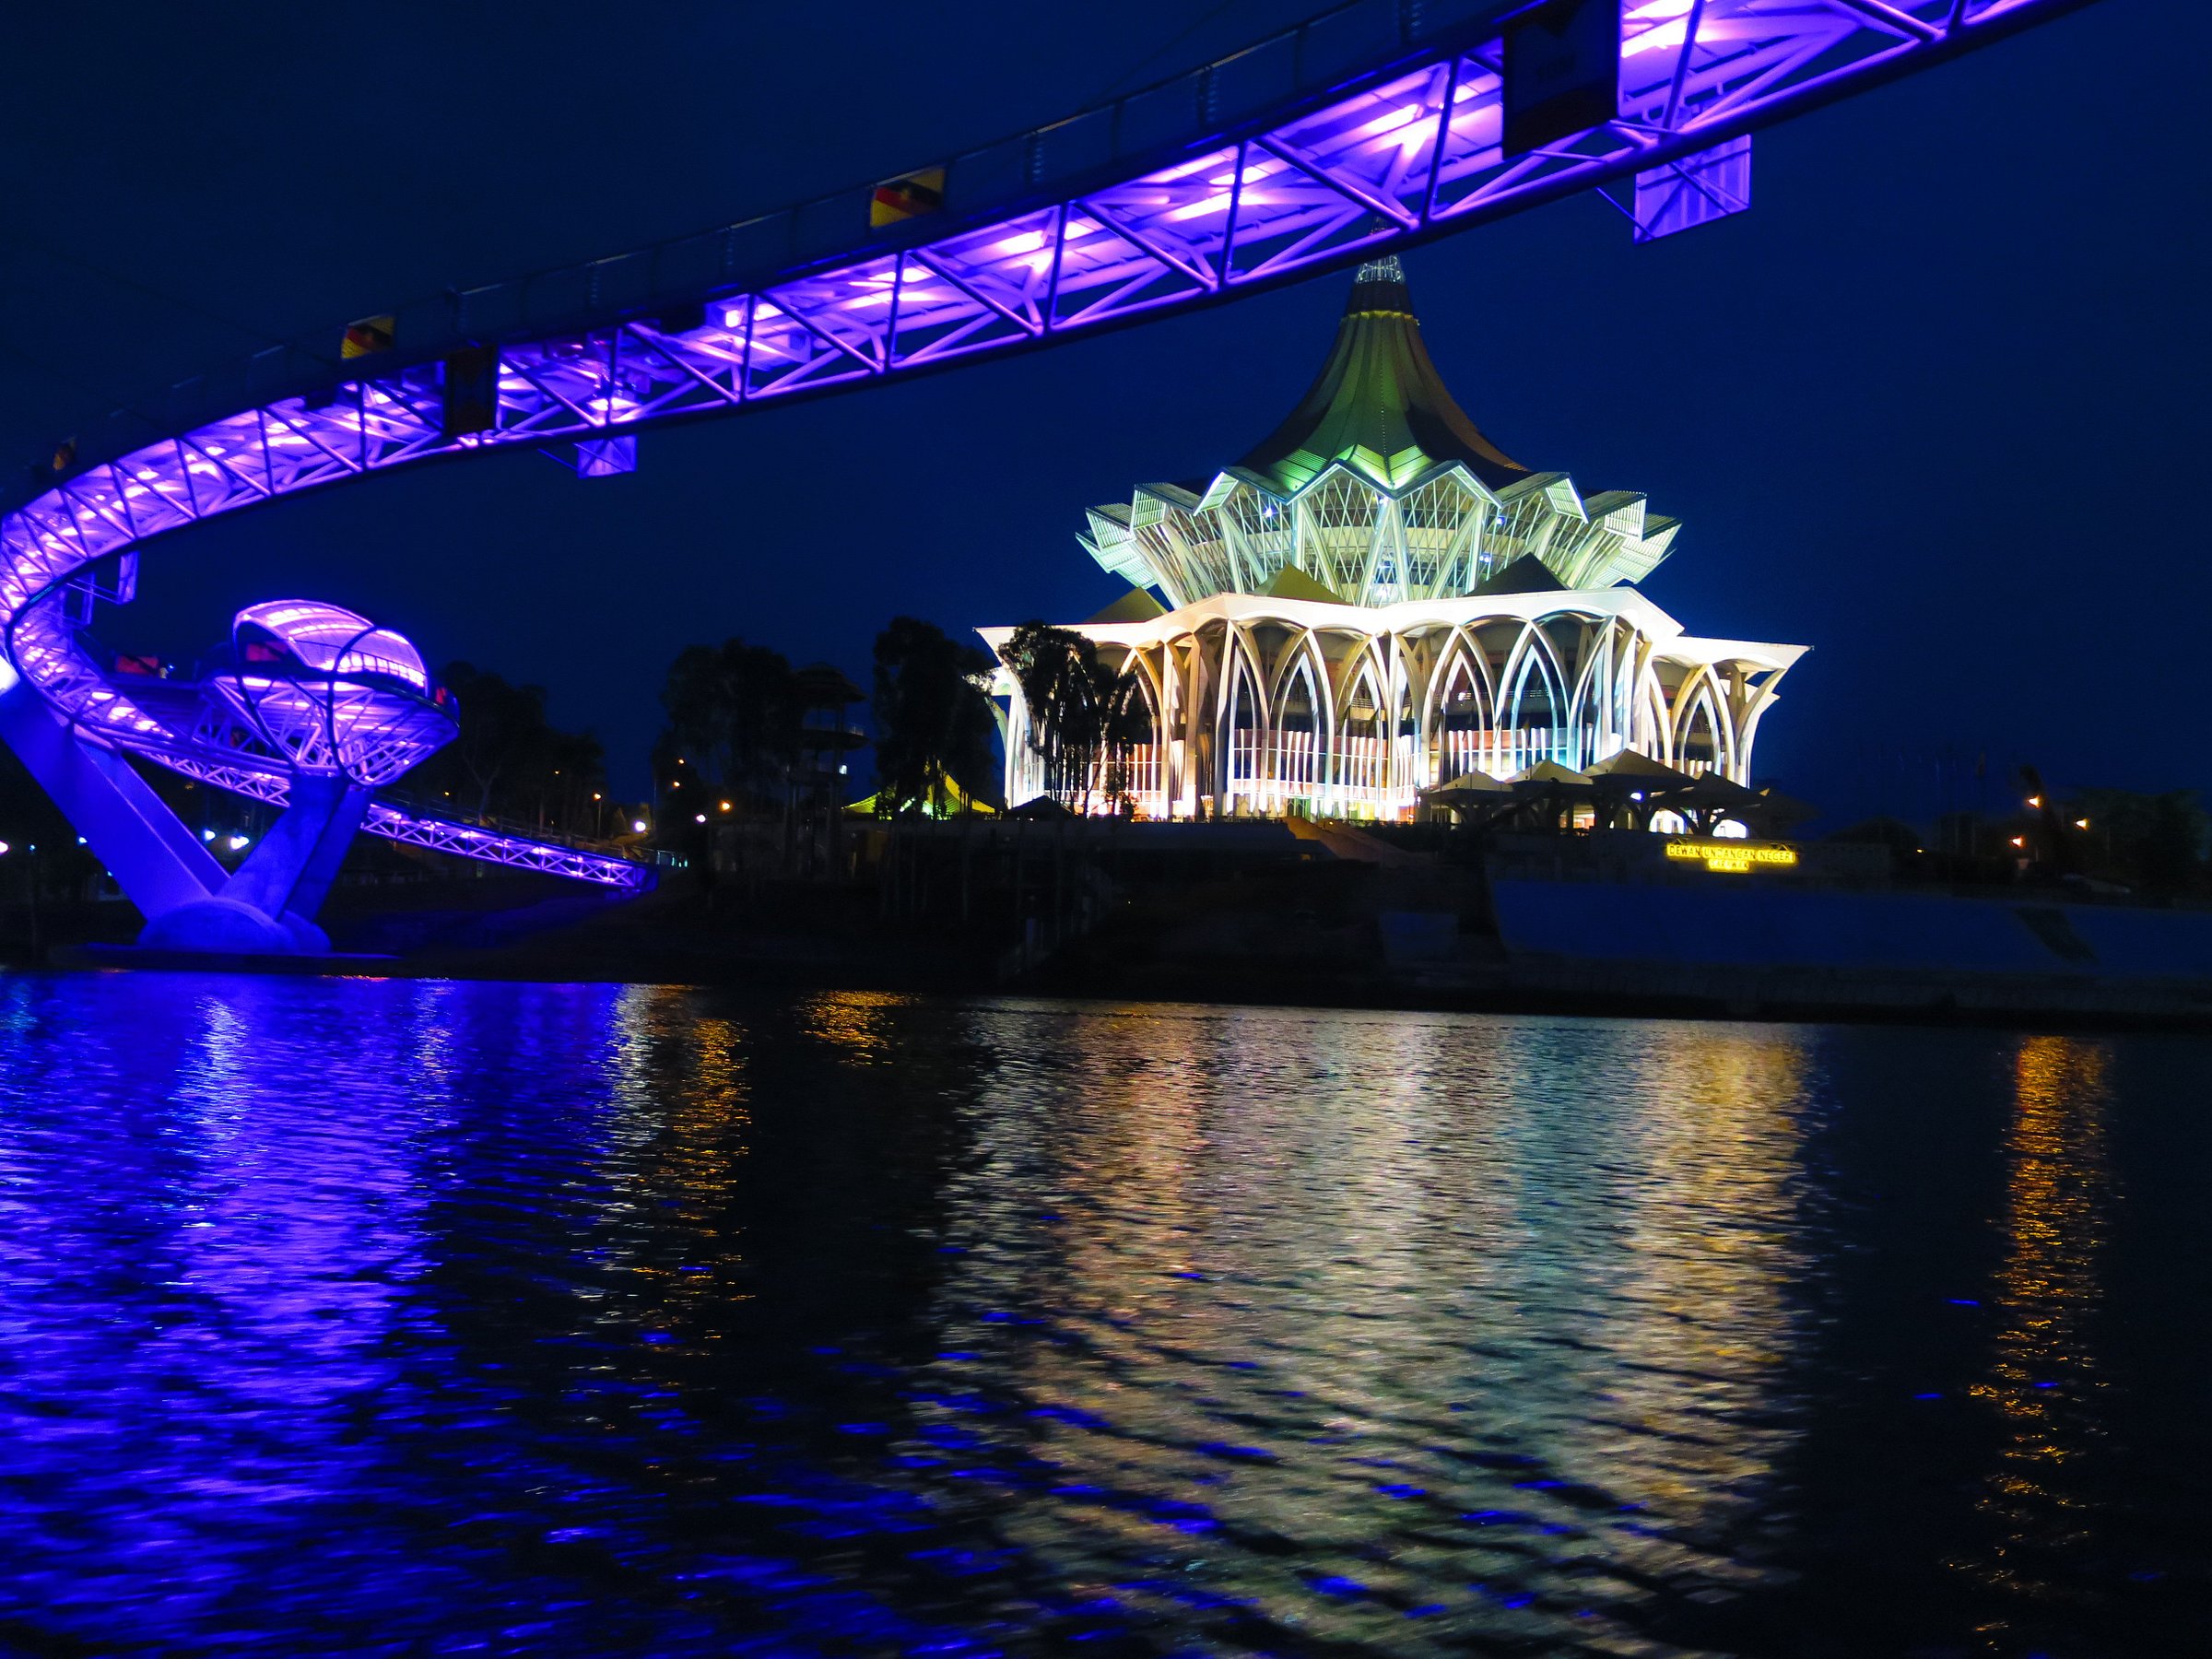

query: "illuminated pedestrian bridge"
left=0, top=0, right=2086, bottom=944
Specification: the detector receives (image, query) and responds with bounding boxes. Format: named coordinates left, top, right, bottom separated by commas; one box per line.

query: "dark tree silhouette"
left=416, top=661, right=604, bottom=831
left=871, top=617, right=998, bottom=817
left=657, top=638, right=800, bottom=814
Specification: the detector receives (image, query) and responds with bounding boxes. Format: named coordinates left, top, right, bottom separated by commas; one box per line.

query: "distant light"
left=0, top=841, right=9, bottom=857
left=631, top=818, right=648, bottom=834
left=2026, top=795, right=2042, bottom=808
left=76, top=836, right=87, bottom=845
left=593, top=792, right=603, bottom=801
left=718, top=801, right=731, bottom=812
left=228, top=833, right=251, bottom=850
left=201, top=828, right=216, bottom=841
left=1629, top=790, right=1643, bottom=802
left=2009, top=835, right=2026, bottom=849
left=694, top=813, right=707, bottom=824
left=2074, top=818, right=2089, bottom=830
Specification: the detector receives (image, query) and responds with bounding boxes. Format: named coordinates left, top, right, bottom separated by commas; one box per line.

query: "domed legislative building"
left=977, top=257, right=1806, bottom=823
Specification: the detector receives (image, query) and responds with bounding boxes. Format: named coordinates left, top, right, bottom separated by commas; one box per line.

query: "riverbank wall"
left=11, top=820, right=2210, bottom=1030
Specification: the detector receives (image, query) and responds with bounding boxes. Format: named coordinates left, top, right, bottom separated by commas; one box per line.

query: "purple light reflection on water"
left=0, top=975, right=2205, bottom=1655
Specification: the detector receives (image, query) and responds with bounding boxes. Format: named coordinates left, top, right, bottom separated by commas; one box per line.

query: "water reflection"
left=0, top=977, right=2199, bottom=1656
left=1958, top=1034, right=2117, bottom=1622
left=908, top=1006, right=1822, bottom=1651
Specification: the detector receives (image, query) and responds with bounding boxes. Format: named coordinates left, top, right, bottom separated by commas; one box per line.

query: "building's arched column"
left=1425, top=626, right=1496, bottom=784
left=1183, top=629, right=1221, bottom=813
left=1497, top=621, right=1570, bottom=776
left=1118, top=642, right=1171, bottom=816
left=1388, top=629, right=1428, bottom=808
left=1565, top=619, right=1609, bottom=771
left=1725, top=660, right=1796, bottom=783
left=1669, top=665, right=1730, bottom=779
left=1329, top=645, right=1391, bottom=817
left=1266, top=636, right=1329, bottom=811
left=1216, top=626, right=1271, bottom=816
left=1633, top=655, right=1671, bottom=763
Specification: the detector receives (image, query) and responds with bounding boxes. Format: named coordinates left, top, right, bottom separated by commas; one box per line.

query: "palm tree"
left=871, top=617, right=997, bottom=817
left=1093, top=668, right=1153, bottom=817
left=998, top=621, right=1101, bottom=806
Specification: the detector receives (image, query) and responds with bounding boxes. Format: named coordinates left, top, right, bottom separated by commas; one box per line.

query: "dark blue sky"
left=2, top=0, right=2201, bottom=819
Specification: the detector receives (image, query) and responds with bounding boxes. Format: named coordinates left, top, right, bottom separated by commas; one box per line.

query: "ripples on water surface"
left=0, top=974, right=2206, bottom=1657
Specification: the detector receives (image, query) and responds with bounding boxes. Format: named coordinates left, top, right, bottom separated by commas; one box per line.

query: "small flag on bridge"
left=342, top=314, right=396, bottom=359
left=871, top=166, right=946, bottom=229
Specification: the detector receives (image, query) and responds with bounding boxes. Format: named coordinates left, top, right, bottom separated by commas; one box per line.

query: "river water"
left=0, top=972, right=2205, bottom=1658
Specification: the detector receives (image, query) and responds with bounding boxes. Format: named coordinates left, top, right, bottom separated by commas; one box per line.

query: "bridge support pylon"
left=0, top=673, right=365, bottom=956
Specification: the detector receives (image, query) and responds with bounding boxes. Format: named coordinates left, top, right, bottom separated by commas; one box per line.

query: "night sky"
left=2, top=0, right=2201, bottom=821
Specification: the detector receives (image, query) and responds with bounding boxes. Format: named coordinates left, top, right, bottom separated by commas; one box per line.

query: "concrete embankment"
left=18, top=821, right=2211, bottom=1030
left=1038, top=827, right=2212, bottom=1029
left=1479, top=877, right=2212, bottom=1027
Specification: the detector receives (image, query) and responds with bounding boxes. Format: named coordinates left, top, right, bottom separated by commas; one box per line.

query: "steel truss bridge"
left=0, top=0, right=2088, bottom=915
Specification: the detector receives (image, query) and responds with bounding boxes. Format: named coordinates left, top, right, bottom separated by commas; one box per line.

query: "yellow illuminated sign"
left=1665, top=838, right=1798, bottom=874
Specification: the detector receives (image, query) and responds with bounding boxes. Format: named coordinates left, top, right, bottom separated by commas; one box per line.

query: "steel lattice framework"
left=0, top=0, right=2084, bottom=885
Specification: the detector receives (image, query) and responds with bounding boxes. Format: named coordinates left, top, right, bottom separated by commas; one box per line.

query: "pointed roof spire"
left=1237, top=256, right=1527, bottom=495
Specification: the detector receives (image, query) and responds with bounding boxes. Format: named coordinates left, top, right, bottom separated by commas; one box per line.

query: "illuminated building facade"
left=979, top=258, right=1806, bottom=820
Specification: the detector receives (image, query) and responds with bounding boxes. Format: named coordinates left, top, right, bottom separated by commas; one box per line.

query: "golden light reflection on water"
left=1599, top=1031, right=1810, bottom=1524
left=797, top=988, right=916, bottom=1065
left=1958, top=1034, right=2115, bottom=1615
left=584, top=985, right=757, bottom=1341
left=911, top=1003, right=1824, bottom=1644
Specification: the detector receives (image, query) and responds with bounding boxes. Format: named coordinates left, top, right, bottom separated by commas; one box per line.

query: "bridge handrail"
left=10, top=0, right=1515, bottom=509
left=368, top=785, right=656, bottom=864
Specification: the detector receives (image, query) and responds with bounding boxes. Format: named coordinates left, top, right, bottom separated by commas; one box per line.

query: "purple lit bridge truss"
left=0, top=0, right=2086, bottom=947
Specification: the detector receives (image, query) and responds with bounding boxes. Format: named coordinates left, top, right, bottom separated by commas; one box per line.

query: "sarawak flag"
left=871, top=167, right=945, bottom=229
left=342, top=314, right=396, bottom=359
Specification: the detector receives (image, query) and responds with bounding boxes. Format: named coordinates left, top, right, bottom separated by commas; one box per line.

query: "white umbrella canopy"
left=1585, top=748, right=1697, bottom=788
left=1509, top=759, right=1594, bottom=788
left=1420, top=770, right=1515, bottom=798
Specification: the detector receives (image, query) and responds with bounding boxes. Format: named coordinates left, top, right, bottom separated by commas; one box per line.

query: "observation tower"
left=979, top=256, right=1806, bottom=820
